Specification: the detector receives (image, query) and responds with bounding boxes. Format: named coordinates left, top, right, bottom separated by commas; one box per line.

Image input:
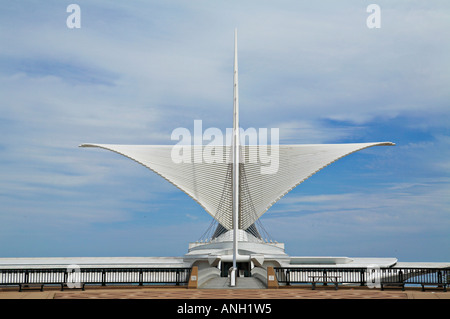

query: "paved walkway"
left=1, top=286, right=449, bottom=299
left=200, top=277, right=267, bottom=289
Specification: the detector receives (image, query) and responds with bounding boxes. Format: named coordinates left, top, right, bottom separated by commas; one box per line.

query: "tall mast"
left=231, top=28, right=240, bottom=286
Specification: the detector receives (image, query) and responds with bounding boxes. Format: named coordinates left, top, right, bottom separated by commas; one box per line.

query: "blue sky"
left=0, top=1, right=449, bottom=262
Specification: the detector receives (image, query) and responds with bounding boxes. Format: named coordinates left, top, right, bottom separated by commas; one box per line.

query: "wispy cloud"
left=263, top=181, right=450, bottom=260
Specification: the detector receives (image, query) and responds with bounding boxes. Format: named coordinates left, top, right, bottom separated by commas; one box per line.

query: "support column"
left=267, top=267, right=279, bottom=289
left=188, top=266, right=198, bottom=289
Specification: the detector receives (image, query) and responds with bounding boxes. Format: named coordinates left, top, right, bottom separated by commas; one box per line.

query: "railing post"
left=101, top=269, right=106, bottom=286
left=445, top=270, right=449, bottom=292
left=398, top=270, right=405, bottom=291
left=286, top=269, right=290, bottom=286
left=360, top=269, right=365, bottom=286
left=64, top=269, right=68, bottom=290
left=20, top=270, right=30, bottom=292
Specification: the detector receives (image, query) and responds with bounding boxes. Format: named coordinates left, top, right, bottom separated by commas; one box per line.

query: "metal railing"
left=0, top=267, right=191, bottom=290
left=274, top=267, right=449, bottom=291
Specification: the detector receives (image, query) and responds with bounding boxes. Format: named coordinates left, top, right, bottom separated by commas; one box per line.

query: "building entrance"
left=221, top=262, right=251, bottom=277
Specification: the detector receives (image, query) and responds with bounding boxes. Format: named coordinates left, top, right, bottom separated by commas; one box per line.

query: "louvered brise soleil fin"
left=80, top=142, right=395, bottom=230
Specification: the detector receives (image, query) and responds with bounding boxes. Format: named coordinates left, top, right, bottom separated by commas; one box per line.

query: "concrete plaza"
left=1, top=286, right=448, bottom=299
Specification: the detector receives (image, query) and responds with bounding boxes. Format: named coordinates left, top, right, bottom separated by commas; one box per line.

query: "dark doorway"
left=221, top=262, right=251, bottom=277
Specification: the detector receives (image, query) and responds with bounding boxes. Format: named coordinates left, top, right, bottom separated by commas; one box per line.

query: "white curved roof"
left=80, top=142, right=394, bottom=230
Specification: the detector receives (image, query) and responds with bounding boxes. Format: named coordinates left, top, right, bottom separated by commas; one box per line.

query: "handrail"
left=0, top=267, right=191, bottom=289
left=274, top=267, right=449, bottom=291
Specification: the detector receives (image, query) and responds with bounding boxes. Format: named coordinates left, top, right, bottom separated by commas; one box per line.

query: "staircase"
left=200, top=276, right=266, bottom=289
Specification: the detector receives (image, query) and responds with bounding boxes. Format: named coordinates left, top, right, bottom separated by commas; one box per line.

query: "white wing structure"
left=80, top=30, right=395, bottom=247
left=79, top=142, right=394, bottom=231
